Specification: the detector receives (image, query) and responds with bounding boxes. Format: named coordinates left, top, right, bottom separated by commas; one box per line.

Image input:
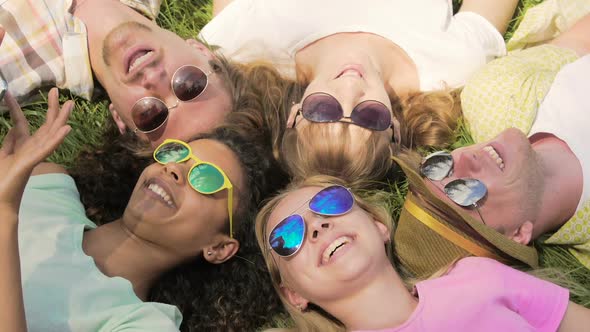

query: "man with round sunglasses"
left=392, top=54, right=590, bottom=276
left=0, top=0, right=234, bottom=146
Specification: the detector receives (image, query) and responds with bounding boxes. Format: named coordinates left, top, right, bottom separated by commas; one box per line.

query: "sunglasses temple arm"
left=228, top=187, right=234, bottom=238
left=473, top=203, right=486, bottom=225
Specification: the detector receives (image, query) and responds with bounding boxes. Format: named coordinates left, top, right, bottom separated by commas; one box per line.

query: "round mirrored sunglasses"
left=420, top=151, right=487, bottom=223
left=132, top=65, right=212, bottom=133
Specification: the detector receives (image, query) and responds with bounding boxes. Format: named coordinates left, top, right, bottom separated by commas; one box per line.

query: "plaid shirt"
left=0, top=0, right=161, bottom=109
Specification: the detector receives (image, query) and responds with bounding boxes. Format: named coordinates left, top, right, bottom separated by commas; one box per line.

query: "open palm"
left=0, top=88, right=72, bottom=215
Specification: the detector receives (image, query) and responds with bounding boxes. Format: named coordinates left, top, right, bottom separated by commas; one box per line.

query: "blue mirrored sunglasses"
left=420, top=151, right=487, bottom=224
left=268, top=185, right=354, bottom=257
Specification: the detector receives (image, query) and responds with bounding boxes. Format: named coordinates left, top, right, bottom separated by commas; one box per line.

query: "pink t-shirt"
left=355, top=257, right=569, bottom=332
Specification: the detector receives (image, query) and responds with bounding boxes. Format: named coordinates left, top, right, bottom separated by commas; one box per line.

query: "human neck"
left=320, top=263, right=417, bottom=330
left=295, top=33, right=419, bottom=98
left=531, top=133, right=583, bottom=236
left=82, top=219, right=184, bottom=300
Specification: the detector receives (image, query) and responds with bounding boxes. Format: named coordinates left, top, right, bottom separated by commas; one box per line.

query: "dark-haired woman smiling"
left=0, top=89, right=282, bottom=331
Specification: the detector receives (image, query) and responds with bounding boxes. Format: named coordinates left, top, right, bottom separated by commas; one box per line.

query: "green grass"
left=2, top=0, right=588, bottom=318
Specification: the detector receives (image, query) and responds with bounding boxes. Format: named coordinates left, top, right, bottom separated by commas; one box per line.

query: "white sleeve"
left=198, top=0, right=257, bottom=53
left=446, top=11, right=507, bottom=61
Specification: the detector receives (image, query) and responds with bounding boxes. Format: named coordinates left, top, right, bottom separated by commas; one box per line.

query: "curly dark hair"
left=70, top=122, right=288, bottom=331
left=70, top=124, right=149, bottom=224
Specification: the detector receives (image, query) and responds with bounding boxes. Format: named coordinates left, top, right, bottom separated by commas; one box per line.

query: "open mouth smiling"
left=321, top=235, right=353, bottom=265
left=483, top=145, right=504, bottom=171
left=126, top=49, right=155, bottom=74
left=145, top=179, right=176, bottom=208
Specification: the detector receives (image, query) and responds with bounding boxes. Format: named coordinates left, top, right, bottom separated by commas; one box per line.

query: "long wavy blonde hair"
left=255, top=175, right=396, bottom=332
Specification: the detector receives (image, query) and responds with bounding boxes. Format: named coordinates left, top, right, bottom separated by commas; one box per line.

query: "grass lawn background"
left=1, top=0, right=589, bottom=309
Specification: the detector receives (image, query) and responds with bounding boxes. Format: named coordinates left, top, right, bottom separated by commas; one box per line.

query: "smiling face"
left=426, top=128, right=544, bottom=243
left=123, top=139, right=245, bottom=258
left=93, top=22, right=233, bottom=147
left=264, top=186, right=390, bottom=306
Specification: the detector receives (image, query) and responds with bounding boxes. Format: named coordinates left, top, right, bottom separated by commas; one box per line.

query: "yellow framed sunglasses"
left=153, top=139, right=234, bottom=238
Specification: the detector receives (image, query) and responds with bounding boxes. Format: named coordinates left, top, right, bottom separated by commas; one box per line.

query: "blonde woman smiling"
left=255, top=176, right=590, bottom=331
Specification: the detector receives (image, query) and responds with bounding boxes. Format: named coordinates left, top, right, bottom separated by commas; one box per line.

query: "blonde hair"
left=255, top=175, right=395, bottom=332
left=228, top=61, right=304, bottom=161
left=280, top=89, right=462, bottom=185
left=401, top=89, right=462, bottom=148
left=281, top=123, right=395, bottom=188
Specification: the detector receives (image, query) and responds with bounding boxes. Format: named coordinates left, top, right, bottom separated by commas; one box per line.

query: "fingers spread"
left=46, top=88, right=59, bottom=124
left=4, top=92, right=29, bottom=135
left=0, top=128, right=16, bottom=158
left=49, top=99, right=74, bottom=135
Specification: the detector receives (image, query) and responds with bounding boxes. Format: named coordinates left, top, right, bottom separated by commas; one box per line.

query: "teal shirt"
left=18, top=174, right=182, bottom=332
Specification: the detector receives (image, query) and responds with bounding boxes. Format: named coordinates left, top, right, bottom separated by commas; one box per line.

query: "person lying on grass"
left=0, top=0, right=238, bottom=147
left=199, top=0, right=518, bottom=184
left=391, top=50, right=590, bottom=277
left=0, top=88, right=283, bottom=331
left=254, top=176, right=590, bottom=332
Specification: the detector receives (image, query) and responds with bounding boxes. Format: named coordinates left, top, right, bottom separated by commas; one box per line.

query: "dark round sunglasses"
left=420, top=151, right=487, bottom=224
left=294, top=92, right=393, bottom=131
left=267, top=185, right=354, bottom=257
left=131, top=65, right=212, bottom=134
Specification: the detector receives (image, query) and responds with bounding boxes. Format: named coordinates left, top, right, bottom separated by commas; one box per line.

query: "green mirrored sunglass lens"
left=155, top=142, right=190, bottom=163
left=189, top=164, right=225, bottom=193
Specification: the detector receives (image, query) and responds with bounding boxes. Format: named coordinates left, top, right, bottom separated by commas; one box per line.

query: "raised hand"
left=0, top=88, right=73, bottom=216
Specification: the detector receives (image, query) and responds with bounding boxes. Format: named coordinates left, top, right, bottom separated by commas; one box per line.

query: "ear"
left=203, top=236, right=240, bottom=264
left=109, top=103, right=128, bottom=135
left=281, top=284, right=309, bottom=311
left=373, top=219, right=391, bottom=243
left=509, top=220, right=533, bottom=245
left=286, top=102, right=300, bottom=128
left=186, top=39, right=214, bottom=60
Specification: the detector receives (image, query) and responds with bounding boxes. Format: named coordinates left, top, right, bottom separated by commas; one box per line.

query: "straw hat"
left=391, top=155, right=539, bottom=278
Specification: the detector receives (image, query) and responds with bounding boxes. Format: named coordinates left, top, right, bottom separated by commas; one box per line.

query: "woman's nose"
left=332, top=82, right=365, bottom=116
left=162, top=162, right=185, bottom=185
left=306, top=214, right=333, bottom=242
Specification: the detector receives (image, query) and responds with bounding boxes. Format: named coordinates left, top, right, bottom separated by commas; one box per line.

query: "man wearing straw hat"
left=392, top=54, right=590, bottom=278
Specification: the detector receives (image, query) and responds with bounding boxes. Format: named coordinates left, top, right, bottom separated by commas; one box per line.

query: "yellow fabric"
left=507, top=0, right=590, bottom=51
left=545, top=200, right=590, bottom=270
left=461, top=45, right=577, bottom=143
left=461, top=0, right=590, bottom=143
left=461, top=0, right=590, bottom=270
left=404, top=199, right=497, bottom=259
